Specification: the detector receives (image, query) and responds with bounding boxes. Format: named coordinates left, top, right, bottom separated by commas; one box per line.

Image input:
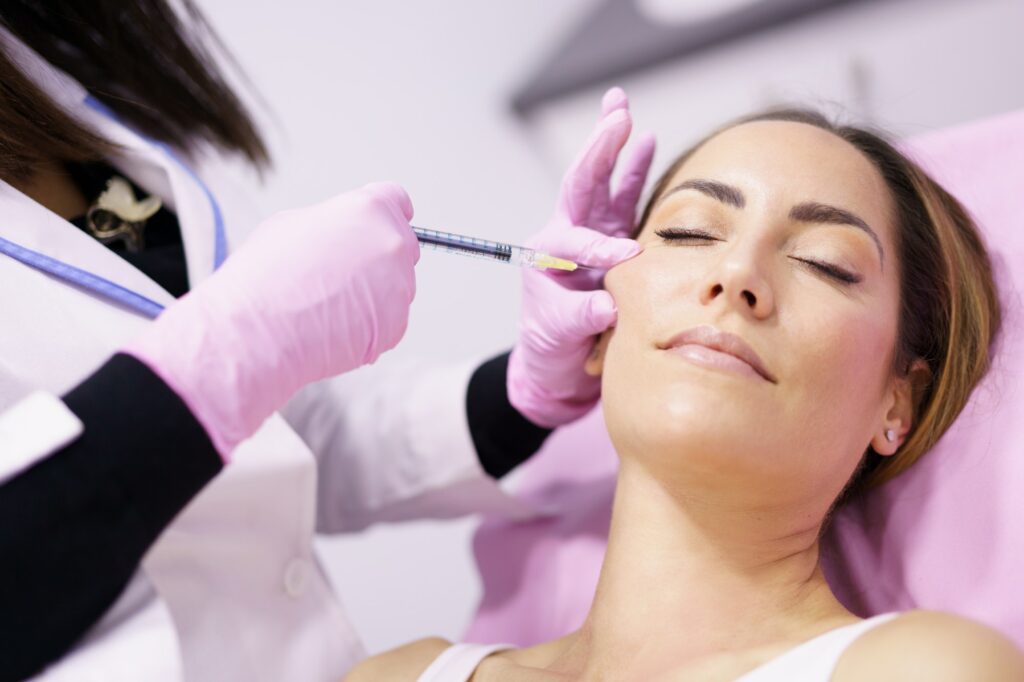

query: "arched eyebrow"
left=659, top=179, right=744, bottom=208
left=656, top=179, right=884, bottom=269
left=789, top=202, right=884, bottom=268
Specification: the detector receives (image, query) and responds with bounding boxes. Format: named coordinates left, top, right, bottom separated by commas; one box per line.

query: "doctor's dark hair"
left=0, top=0, right=269, bottom=184
left=635, top=109, right=1001, bottom=499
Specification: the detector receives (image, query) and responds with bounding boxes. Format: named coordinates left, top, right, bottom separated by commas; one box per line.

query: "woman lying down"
left=347, top=104, right=1022, bottom=681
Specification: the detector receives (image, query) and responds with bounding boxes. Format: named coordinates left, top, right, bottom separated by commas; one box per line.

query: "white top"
left=416, top=643, right=513, bottom=682
left=419, top=613, right=899, bottom=682
left=736, top=612, right=899, bottom=680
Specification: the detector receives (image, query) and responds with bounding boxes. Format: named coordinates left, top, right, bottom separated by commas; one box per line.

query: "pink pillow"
left=466, top=108, right=1024, bottom=647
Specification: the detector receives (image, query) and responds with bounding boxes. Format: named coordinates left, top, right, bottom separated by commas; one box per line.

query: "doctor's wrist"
left=122, top=286, right=286, bottom=460
left=61, top=353, right=224, bottom=528
left=467, top=351, right=554, bottom=478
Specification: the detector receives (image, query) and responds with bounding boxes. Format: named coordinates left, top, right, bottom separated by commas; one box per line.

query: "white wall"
left=199, top=0, right=1024, bottom=655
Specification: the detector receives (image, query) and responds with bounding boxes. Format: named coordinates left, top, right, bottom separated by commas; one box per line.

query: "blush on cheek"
left=608, top=252, right=703, bottom=324
left=604, top=261, right=655, bottom=332
left=813, top=327, right=873, bottom=387
left=845, top=314, right=896, bottom=390
left=603, top=256, right=640, bottom=300
left=801, top=313, right=896, bottom=448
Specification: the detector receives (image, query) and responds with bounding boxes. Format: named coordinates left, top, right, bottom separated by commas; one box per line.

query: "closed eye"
left=655, top=227, right=719, bottom=243
left=792, top=258, right=862, bottom=285
left=656, top=228, right=862, bottom=286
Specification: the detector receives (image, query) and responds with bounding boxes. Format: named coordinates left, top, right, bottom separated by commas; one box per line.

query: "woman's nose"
left=699, top=251, right=775, bottom=320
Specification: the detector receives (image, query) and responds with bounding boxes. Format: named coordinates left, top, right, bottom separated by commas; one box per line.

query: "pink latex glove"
left=508, top=87, right=655, bottom=428
left=124, top=182, right=419, bottom=459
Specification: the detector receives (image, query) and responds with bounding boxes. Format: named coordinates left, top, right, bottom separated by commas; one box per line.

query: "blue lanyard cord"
left=0, top=96, right=227, bottom=320
left=147, top=138, right=227, bottom=269
left=0, top=236, right=165, bottom=319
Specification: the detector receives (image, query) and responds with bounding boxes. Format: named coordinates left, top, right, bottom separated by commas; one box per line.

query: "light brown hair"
left=636, top=109, right=1002, bottom=496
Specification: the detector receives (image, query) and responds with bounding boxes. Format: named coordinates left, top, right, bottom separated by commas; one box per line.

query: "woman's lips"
left=661, top=325, right=776, bottom=383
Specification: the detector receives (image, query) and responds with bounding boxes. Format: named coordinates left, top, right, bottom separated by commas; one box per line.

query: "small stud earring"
left=885, top=428, right=896, bottom=443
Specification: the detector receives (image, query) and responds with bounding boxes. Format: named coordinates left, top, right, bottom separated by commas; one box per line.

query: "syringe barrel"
left=412, top=227, right=576, bottom=271
left=413, top=227, right=512, bottom=262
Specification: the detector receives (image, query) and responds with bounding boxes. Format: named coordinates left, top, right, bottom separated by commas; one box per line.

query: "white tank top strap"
left=416, top=642, right=514, bottom=682
left=735, top=612, right=901, bottom=681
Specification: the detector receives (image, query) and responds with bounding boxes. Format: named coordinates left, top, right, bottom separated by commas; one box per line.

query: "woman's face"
left=592, top=121, right=906, bottom=506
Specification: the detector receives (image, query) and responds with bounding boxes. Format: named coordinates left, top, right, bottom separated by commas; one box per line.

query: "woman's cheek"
left=606, top=250, right=683, bottom=322
left=603, top=254, right=640, bottom=300
left=604, top=255, right=646, bottom=326
left=841, top=312, right=896, bottom=394
left=795, top=305, right=894, bottom=407
left=603, top=255, right=659, bottom=374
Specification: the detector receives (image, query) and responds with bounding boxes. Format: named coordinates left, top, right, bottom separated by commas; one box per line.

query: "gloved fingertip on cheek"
left=594, top=239, right=642, bottom=266
left=588, top=292, right=617, bottom=329
left=616, top=240, right=643, bottom=261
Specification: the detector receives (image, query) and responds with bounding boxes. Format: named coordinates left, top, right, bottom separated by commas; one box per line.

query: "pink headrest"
left=466, top=109, right=1024, bottom=647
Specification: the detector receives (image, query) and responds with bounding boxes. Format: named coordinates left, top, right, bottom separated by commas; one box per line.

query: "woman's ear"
left=584, top=330, right=612, bottom=377
left=872, top=358, right=930, bottom=455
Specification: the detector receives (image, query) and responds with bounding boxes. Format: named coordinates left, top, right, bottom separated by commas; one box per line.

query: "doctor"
left=0, top=3, right=653, bottom=681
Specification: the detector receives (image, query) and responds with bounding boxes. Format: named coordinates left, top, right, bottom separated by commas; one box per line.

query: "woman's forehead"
left=666, top=120, right=891, bottom=210
left=646, top=120, right=897, bottom=252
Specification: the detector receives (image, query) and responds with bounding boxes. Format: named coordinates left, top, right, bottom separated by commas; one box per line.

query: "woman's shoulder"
left=343, top=636, right=452, bottom=682
left=833, top=609, right=1024, bottom=682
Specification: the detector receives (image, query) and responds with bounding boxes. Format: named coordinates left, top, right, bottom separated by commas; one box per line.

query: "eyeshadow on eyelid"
left=796, top=225, right=874, bottom=250
left=655, top=204, right=721, bottom=224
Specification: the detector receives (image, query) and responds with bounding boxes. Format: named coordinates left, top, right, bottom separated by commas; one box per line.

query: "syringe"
left=413, top=227, right=578, bottom=272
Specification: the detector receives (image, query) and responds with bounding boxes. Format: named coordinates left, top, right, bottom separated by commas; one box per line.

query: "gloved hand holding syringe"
left=413, top=226, right=583, bottom=272
left=123, top=86, right=649, bottom=460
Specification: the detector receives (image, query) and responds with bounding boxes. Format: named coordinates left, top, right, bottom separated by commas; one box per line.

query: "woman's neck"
left=8, top=159, right=90, bottom=220
left=554, top=459, right=857, bottom=679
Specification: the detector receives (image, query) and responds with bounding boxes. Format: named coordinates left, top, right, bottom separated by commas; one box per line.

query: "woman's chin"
left=607, top=406, right=779, bottom=468
left=606, top=380, right=766, bottom=428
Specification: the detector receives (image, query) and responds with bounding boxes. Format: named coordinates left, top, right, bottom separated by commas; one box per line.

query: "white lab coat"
left=0, top=29, right=530, bottom=681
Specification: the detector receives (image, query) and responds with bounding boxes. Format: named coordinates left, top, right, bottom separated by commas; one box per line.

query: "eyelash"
left=802, top=260, right=862, bottom=285
left=655, top=227, right=718, bottom=243
left=654, top=227, right=862, bottom=286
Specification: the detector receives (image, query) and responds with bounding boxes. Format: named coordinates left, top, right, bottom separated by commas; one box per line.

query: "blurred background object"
left=199, top=0, right=1023, bottom=654
left=512, top=0, right=877, bottom=114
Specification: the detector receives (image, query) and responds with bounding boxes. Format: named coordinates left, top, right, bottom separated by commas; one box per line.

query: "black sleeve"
left=0, top=353, right=222, bottom=681
left=466, top=351, right=554, bottom=479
